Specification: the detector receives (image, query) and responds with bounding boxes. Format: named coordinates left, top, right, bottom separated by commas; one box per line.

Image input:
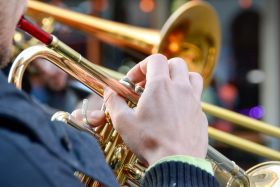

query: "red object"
left=17, top=16, right=53, bottom=45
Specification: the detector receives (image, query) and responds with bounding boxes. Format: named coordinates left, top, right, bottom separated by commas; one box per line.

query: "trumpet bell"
left=246, top=162, right=280, bottom=187
left=212, top=161, right=280, bottom=187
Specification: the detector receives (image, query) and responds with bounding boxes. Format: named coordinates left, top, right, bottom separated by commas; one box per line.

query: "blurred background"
left=7, top=0, right=280, bottom=171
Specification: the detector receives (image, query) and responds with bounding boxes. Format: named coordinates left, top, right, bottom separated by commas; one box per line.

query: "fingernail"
left=70, top=110, right=78, bottom=118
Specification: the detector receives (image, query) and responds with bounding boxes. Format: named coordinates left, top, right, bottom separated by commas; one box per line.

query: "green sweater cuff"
left=148, top=155, right=213, bottom=175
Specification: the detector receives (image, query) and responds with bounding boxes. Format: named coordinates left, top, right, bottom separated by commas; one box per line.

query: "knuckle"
left=190, top=72, right=203, bottom=83
left=113, top=108, right=127, bottom=123
left=169, top=57, right=189, bottom=71
left=173, top=80, right=192, bottom=93
left=149, top=53, right=168, bottom=62
left=112, top=109, right=133, bottom=129
left=169, top=57, right=186, bottom=66
left=147, top=54, right=168, bottom=67
left=152, top=75, right=169, bottom=83
left=112, top=112, right=126, bottom=132
left=149, top=76, right=169, bottom=90
left=173, top=77, right=189, bottom=86
left=169, top=59, right=187, bottom=74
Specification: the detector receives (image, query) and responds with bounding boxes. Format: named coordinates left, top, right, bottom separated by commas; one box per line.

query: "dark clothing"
left=143, top=161, right=220, bottom=187
left=0, top=71, right=118, bottom=187
left=0, top=71, right=219, bottom=187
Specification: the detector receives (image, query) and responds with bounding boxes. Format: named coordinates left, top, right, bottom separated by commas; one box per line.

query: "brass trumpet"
left=9, top=1, right=280, bottom=186
left=25, top=0, right=280, bottom=140
left=25, top=0, right=280, bottom=161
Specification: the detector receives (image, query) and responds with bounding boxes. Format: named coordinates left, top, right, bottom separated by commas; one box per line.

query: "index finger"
left=127, top=54, right=169, bottom=84
left=126, top=59, right=147, bottom=83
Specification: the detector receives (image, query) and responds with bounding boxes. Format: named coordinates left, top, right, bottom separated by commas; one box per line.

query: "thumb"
left=71, top=109, right=106, bottom=127
left=104, top=88, right=135, bottom=134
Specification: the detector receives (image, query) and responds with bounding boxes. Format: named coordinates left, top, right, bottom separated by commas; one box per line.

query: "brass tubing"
left=17, top=3, right=280, bottom=185
left=27, top=0, right=159, bottom=54
left=209, top=127, right=280, bottom=160
left=207, top=145, right=250, bottom=186
left=54, top=33, right=280, bottom=139
left=26, top=0, right=220, bottom=87
left=24, top=0, right=280, bottom=139
left=9, top=45, right=280, bottom=160
left=203, top=103, right=280, bottom=138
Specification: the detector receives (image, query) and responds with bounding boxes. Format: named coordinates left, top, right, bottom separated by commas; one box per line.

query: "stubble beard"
left=0, top=11, right=12, bottom=69
left=0, top=0, right=26, bottom=69
left=0, top=42, right=12, bottom=69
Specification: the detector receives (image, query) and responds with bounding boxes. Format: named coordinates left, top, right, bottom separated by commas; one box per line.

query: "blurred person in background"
left=27, top=59, right=78, bottom=112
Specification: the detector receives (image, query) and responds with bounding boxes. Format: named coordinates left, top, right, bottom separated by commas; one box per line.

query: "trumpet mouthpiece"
left=17, top=16, right=53, bottom=45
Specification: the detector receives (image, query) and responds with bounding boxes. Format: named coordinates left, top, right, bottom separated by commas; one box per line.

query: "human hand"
left=104, top=54, right=208, bottom=166
left=71, top=107, right=106, bottom=128
left=71, top=93, right=106, bottom=127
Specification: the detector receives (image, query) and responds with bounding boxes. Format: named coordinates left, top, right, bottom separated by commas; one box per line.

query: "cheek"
left=0, top=41, right=12, bottom=68
left=13, top=0, right=27, bottom=25
left=15, top=5, right=25, bottom=22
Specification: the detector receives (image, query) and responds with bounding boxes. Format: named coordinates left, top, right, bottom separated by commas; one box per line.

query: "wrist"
left=145, top=144, right=207, bottom=166
left=147, top=155, right=213, bottom=175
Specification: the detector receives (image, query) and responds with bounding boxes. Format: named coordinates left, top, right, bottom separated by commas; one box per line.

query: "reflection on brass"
left=246, top=162, right=280, bottom=187
left=27, top=0, right=220, bottom=87
left=9, top=1, right=280, bottom=187
left=124, top=164, right=144, bottom=184
left=25, top=0, right=280, bottom=141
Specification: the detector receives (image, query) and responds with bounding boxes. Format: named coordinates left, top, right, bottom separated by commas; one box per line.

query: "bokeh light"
left=140, top=0, right=155, bottom=13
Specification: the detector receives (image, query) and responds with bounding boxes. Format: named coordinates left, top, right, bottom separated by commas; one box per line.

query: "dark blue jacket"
left=0, top=71, right=119, bottom=187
